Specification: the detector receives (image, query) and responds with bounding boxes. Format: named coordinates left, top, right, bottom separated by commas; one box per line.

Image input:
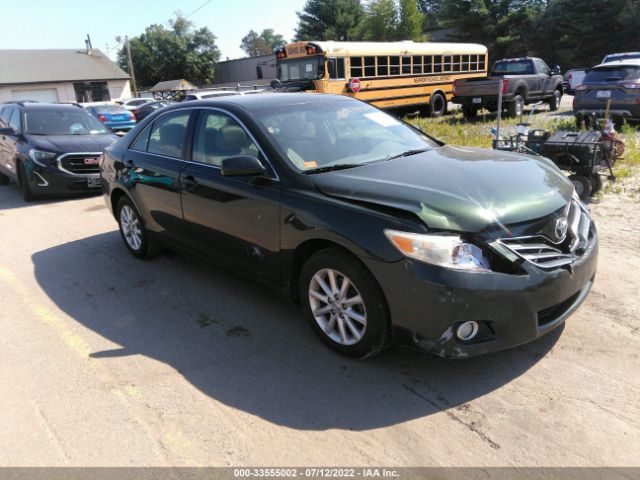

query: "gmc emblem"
left=84, top=158, right=99, bottom=165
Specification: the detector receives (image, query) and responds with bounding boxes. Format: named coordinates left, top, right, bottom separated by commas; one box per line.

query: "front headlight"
left=384, top=229, right=491, bottom=272
left=28, top=149, right=57, bottom=167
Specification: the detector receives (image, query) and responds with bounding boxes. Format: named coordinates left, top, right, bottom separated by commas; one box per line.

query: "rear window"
left=584, top=66, right=640, bottom=83
left=93, top=105, right=129, bottom=114
left=492, top=60, right=534, bottom=75
left=604, top=54, right=640, bottom=63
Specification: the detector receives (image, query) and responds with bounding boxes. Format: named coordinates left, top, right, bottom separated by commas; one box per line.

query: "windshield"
left=277, top=56, right=324, bottom=81
left=253, top=98, right=437, bottom=172
left=584, top=66, right=640, bottom=83
left=492, top=60, right=534, bottom=75
left=25, top=110, right=110, bottom=135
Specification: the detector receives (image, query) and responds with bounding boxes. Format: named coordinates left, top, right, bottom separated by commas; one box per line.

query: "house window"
left=74, top=82, right=111, bottom=102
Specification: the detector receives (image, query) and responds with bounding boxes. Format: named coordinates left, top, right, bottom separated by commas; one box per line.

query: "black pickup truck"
left=452, top=57, right=564, bottom=120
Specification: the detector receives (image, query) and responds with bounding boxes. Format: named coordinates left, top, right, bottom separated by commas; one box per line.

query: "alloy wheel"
left=308, top=268, right=367, bottom=346
left=120, top=205, right=143, bottom=251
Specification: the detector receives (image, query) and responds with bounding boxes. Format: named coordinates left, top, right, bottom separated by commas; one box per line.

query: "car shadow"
left=0, top=184, right=101, bottom=211
left=32, top=232, right=562, bottom=431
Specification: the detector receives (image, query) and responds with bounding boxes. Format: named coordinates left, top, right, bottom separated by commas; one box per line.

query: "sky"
left=0, top=0, right=306, bottom=60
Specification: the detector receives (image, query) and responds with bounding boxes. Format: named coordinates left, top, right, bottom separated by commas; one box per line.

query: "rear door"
left=122, top=109, right=193, bottom=243
left=179, top=108, right=281, bottom=281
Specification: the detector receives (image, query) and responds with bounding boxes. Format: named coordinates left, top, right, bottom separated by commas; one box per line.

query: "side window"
left=537, top=60, right=550, bottom=76
left=147, top=111, right=191, bottom=159
left=192, top=111, right=259, bottom=167
left=350, top=57, right=362, bottom=78
left=130, top=123, right=152, bottom=152
left=8, top=108, right=21, bottom=131
left=0, top=107, right=13, bottom=127
left=328, top=58, right=345, bottom=79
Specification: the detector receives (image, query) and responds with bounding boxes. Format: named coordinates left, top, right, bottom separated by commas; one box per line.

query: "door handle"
left=183, top=174, right=198, bottom=192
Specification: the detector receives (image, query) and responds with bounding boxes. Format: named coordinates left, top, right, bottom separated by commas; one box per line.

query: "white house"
left=0, top=49, right=131, bottom=103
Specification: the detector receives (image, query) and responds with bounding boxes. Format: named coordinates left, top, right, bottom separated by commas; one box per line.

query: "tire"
left=429, top=92, right=447, bottom=118
left=575, top=115, right=584, bottom=129
left=461, top=105, right=478, bottom=121
left=589, top=174, right=603, bottom=195
left=507, top=94, right=524, bottom=118
left=569, top=174, right=592, bottom=200
left=299, top=248, right=391, bottom=359
left=0, top=171, right=9, bottom=185
left=548, top=89, right=562, bottom=111
left=18, top=162, right=36, bottom=201
left=116, top=196, right=162, bottom=259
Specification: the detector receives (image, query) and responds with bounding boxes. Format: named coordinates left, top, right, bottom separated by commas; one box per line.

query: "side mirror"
left=0, top=127, right=16, bottom=136
left=256, top=65, right=264, bottom=80
left=221, top=155, right=266, bottom=177
left=550, top=65, right=561, bottom=76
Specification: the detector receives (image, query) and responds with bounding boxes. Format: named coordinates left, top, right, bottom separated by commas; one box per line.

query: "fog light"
left=456, top=321, right=479, bottom=341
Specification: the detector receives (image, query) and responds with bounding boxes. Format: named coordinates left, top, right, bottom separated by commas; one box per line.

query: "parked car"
left=184, top=90, right=243, bottom=101
left=563, top=68, right=587, bottom=95
left=0, top=102, right=118, bottom=200
left=602, top=52, right=640, bottom=64
left=573, top=60, right=640, bottom=126
left=86, top=105, right=137, bottom=132
left=452, top=57, right=564, bottom=119
left=116, top=98, right=151, bottom=111
left=101, top=93, right=597, bottom=359
left=131, top=100, right=176, bottom=122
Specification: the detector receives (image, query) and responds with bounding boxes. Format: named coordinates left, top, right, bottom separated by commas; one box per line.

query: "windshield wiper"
left=386, top=148, right=430, bottom=161
left=304, top=164, right=360, bottom=174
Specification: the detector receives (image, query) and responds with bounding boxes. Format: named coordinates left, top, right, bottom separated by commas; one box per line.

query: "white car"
left=116, top=98, right=151, bottom=111
left=184, top=91, right=243, bottom=101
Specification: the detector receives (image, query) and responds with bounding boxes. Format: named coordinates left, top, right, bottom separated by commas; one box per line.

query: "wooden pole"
left=125, top=36, right=138, bottom=98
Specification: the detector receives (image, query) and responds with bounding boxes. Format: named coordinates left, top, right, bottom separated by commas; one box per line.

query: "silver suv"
left=573, top=60, right=640, bottom=126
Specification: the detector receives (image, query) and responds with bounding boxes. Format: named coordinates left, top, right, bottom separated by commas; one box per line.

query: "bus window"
left=364, top=57, right=376, bottom=77
left=412, top=56, right=422, bottom=74
left=443, top=55, right=452, bottom=72
left=377, top=56, right=388, bottom=76
left=461, top=55, right=469, bottom=71
left=401, top=56, right=411, bottom=75
left=390, top=56, right=400, bottom=75
left=480, top=56, right=486, bottom=70
left=433, top=55, right=442, bottom=73
left=453, top=55, right=461, bottom=72
left=423, top=56, right=432, bottom=74
left=351, top=57, right=363, bottom=77
left=328, top=58, right=346, bottom=79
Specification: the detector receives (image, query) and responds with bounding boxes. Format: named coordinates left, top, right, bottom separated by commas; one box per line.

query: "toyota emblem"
left=554, top=217, right=568, bottom=240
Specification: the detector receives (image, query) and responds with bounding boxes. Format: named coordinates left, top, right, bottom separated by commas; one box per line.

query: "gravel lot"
left=0, top=134, right=639, bottom=467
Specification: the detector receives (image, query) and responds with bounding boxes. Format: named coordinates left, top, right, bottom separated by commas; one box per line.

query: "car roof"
left=20, top=102, right=86, bottom=111
left=592, top=60, right=640, bottom=68
left=173, top=92, right=354, bottom=110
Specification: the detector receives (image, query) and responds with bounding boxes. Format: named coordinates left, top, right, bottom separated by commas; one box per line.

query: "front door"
left=179, top=109, right=281, bottom=282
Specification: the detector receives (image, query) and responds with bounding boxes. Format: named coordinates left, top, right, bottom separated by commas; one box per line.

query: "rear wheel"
left=589, top=174, right=603, bottom=195
left=570, top=174, right=592, bottom=200
left=548, top=89, right=562, bottom=111
left=0, top=171, right=9, bottom=185
left=461, top=105, right=478, bottom=121
left=18, top=162, right=36, bottom=201
left=507, top=94, right=524, bottom=118
left=299, top=248, right=390, bottom=359
left=429, top=92, right=447, bottom=118
left=116, top=197, right=162, bottom=259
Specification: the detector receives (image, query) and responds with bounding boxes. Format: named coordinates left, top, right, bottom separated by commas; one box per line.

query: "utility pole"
left=125, top=36, right=138, bottom=98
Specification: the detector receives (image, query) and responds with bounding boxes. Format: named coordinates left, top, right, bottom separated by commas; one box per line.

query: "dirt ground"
left=0, top=109, right=639, bottom=467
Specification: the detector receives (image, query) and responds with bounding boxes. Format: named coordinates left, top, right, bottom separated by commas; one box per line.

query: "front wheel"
left=299, top=249, right=390, bottom=359
left=548, top=90, right=562, bottom=111
left=0, top=171, right=9, bottom=185
left=18, top=162, right=36, bottom=201
left=116, top=197, right=162, bottom=259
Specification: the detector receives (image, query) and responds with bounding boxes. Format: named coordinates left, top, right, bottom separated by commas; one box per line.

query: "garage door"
left=11, top=88, right=59, bottom=103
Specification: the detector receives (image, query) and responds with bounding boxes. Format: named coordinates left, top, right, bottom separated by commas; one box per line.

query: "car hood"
left=25, top=134, right=119, bottom=153
left=311, top=145, right=574, bottom=232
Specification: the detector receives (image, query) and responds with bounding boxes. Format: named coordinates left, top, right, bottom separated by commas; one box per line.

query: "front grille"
left=499, top=200, right=593, bottom=270
left=58, top=153, right=101, bottom=175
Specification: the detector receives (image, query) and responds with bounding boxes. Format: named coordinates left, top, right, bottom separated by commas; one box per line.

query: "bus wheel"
left=429, top=93, right=447, bottom=118
left=462, top=105, right=478, bottom=121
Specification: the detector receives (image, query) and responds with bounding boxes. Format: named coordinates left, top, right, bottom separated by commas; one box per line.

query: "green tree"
left=295, top=0, right=365, bottom=40
left=361, top=0, right=398, bottom=41
left=240, top=29, right=286, bottom=57
left=396, top=0, right=425, bottom=40
left=118, top=13, right=220, bottom=88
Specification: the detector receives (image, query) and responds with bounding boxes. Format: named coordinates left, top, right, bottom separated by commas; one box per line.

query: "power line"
left=186, top=0, right=213, bottom=18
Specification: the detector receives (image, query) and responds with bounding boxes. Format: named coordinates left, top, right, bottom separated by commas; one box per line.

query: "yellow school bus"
left=274, top=41, right=488, bottom=116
